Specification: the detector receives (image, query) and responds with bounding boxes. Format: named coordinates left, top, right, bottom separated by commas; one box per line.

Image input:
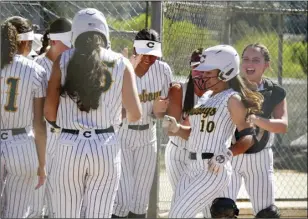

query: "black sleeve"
left=272, top=84, right=286, bottom=106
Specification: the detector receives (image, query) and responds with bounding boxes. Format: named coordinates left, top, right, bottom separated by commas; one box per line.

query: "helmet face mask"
left=192, top=73, right=222, bottom=91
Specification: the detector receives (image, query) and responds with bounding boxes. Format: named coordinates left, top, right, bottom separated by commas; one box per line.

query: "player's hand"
left=35, top=166, right=46, bottom=190
left=153, top=96, right=169, bottom=115
left=129, top=54, right=143, bottom=69
left=246, top=114, right=257, bottom=125
left=208, top=149, right=233, bottom=174
left=162, top=115, right=180, bottom=133
left=122, top=47, right=129, bottom=58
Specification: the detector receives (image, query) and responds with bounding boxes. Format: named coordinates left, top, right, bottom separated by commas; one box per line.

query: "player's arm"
left=153, top=64, right=173, bottom=119
left=33, top=96, right=47, bottom=189
left=32, top=65, right=48, bottom=189
left=248, top=98, right=288, bottom=133
left=166, top=83, right=183, bottom=136
left=163, top=115, right=191, bottom=140
left=228, top=95, right=255, bottom=156
left=44, top=55, right=61, bottom=124
left=122, top=58, right=142, bottom=122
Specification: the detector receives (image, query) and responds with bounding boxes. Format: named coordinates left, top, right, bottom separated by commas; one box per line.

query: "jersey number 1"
left=4, top=77, right=20, bottom=112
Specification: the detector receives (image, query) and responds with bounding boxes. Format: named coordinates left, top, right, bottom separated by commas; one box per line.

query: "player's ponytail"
left=183, top=73, right=195, bottom=114
left=39, top=29, right=50, bottom=55
left=228, top=75, right=264, bottom=115
left=1, top=21, right=18, bottom=69
left=61, top=32, right=109, bottom=112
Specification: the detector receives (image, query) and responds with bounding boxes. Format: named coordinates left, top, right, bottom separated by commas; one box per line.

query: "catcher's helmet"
left=210, top=197, right=239, bottom=218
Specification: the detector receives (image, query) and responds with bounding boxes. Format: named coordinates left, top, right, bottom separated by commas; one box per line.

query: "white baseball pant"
left=0, top=131, right=38, bottom=218
left=168, top=158, right=232, bottom=218
left=113, top=126, right=157, bottom=216
left=223, top=148, right=275, bottom=215
left=165, top=141, right=190, bottom=191
left=53, top=131, right=121, bottom=218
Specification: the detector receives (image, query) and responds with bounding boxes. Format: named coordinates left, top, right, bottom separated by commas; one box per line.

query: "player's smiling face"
left=241, top=47, right=269, bottom=83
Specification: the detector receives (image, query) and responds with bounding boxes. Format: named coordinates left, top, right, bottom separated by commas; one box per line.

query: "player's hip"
left=0, top=127, right=34, bottom=145
left=165, top=140, right=190, bottom=163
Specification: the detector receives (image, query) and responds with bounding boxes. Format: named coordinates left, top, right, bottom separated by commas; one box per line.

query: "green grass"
left=107, top=13, right=307, bottom=79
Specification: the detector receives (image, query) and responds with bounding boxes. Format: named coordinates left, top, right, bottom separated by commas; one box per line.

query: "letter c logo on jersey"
left=146, top=42, right=155, bottom=48
left=1, top=132, right=8, bottom=140
left=83, top=131, right=92, bottom=138
left=215, top=155, right=225, bottom=164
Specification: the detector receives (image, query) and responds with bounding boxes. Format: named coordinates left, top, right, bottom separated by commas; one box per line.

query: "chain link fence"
left=1, top=1, right=149, bottom=53
left=1, top=1, right=307, bottom=217
left=159, top=1, right=307, bottom=214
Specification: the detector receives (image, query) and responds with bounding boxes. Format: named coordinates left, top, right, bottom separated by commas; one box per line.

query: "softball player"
left=44, top=8, right=142, bottom=218
left=112, top=29, right=172, bottom=218
left=163, top=45, right=264, bottom=218
left=34, top=17, right=72, bottom=218
left=165, top=48, right=205, bottom=191
left=0, top=16, right=47, bottom=218
left=211, top=43, right=288, bottom=218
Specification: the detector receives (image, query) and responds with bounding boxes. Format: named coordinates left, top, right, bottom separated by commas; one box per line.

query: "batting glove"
left=162, top=115, right=180, bottom=133
left=208, top=148, right=233, bottom=173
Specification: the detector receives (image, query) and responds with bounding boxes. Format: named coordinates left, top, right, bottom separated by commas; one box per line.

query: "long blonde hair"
left=228, top=75, right=264, bottom=115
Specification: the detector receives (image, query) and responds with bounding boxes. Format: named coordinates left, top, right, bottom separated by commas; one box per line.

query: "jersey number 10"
left=200, top=120, right=215, bottom=133
left=4, top=77, right=20, bottom=112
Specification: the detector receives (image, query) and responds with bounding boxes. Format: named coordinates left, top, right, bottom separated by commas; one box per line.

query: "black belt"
left=1, top=128, right=27, bottom=135
left=120, top=122, right=154, bottom=131
left=61, top=126, right=114, bottom=135
left=189, top=152, right=214, bottom=160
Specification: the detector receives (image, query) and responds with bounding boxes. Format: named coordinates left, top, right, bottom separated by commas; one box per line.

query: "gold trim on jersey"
left=101, top=61, right=115, bottom=93
left=189, top=107, right=217, bottom=117
left=139, top=89, right=161, bottom=103
left=4, top=77, right=20, bottom=112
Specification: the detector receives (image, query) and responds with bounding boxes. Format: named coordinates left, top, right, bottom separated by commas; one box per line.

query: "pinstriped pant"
left=202, top=148, right=275, bottom=217
left=165, top=142, right=215, bottom=218
left=0, top=134, right=38, bottom=218
left=113, top=127, right=157, bottom=216
left=165, top=141, right=190, bottom=191
left=224, top=148, right=275, bottom=215
left=29, top=128, right=58, bottom=218
left=53, top=132, right=121, bottom=218
left=168, top=159, right=232, bottom=218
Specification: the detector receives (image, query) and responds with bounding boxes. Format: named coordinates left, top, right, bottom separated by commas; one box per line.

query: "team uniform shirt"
left=1, top=54, right=47, bottom=129
left=187, top=88, right=238, bottom=154
left=169, top=82, right=200, bottom=149
left=122, top=60, right=172, bottom=125
left=57, top=47, right=125, bottom=130
left=34, top=54, right=53, bottom=80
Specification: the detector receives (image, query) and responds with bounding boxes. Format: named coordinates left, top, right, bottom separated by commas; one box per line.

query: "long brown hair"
left=228, top=75, right=264, bottom=115
left=1, top=16, right=32, bottom=69
left=60, top=32, right=109, bottom=112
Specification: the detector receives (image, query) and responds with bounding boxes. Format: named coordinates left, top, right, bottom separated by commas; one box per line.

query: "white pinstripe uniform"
left=165, top=82, right=201, bottom=191
left=52, top=47, right=126, bottom=218
left=0, top=54, right=46, bottom=218
left=168, top=88, right=238, bottom=218
left=34, top=54, right=55, bottom=217
left=219, top=80, right=281, bottom=216
left=113, top=60, right=172, bottom=216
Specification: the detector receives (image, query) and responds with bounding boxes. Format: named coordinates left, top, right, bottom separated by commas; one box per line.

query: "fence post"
left=223, top=2, right=232, bottom=44
left=278, top=14, right=283, bottom=86
left=276, top=13, right=284, bottom=148
left=148, top=3, right=163, bottom=219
